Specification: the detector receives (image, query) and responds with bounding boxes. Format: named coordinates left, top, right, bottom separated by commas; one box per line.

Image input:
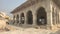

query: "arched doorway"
left=37, top=7, right=47, bottom=25
left=16, top=14, right=19, bottom=24
left=27, top=11, right=33, bottom=25
left=21, top=13, right=25, bottom=24
left=13, top=15, right=15, bottom=24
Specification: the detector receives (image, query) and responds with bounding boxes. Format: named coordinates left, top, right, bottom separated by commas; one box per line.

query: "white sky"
left=0, top=0, right=27, bottom=17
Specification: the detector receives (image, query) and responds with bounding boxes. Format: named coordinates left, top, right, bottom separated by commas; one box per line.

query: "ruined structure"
left=11, top=0, right=60, bottom=29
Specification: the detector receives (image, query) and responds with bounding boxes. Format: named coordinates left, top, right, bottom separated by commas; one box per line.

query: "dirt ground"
left=0, top=25, right=60, bottom=34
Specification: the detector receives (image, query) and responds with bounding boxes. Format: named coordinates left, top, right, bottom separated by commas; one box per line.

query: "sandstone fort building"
left=11, top=0, right=60, bottom=29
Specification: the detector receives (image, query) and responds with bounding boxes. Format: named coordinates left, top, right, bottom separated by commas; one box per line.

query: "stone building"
left=11, top=0, right=60, bottom=29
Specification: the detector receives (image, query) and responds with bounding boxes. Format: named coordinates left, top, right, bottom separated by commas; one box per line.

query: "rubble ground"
left=0, top=25, right=60, bottom=34
left=0, top=25, right=52, bottom=34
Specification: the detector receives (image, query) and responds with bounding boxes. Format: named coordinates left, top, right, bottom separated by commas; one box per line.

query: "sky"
left=0, top=0, right=27, bottom=17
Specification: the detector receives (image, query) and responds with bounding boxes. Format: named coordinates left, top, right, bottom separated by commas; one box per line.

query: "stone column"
left=53, top=8, right=56, bottom=25
left=47, top=2, right=53, bottom=29
left=57, top=11, right=59, bottom=24
left=58, top=11, right=60, bottom=24
left=57, top=11, right=59, bottom=27
left=18, top=14, right=21, bottom=26
left=13, top=15, right=15, bottom=25
left=33, top=11, right=37, bottom=26
left=58, top=12, right=59, bottom=24
left=24, top=12, right=27, bottom=26
left=14, top=15, right=17, bottom=25
left=47, top=11, right=53, bottom=29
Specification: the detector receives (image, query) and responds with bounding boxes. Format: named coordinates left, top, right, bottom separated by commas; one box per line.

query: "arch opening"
left=16, top=14, right=19, bottom=24
left=37, top=7, right=47, bottom=25
left=21, top=13, right=25, bottom=24
left=27, top=11, right=33, bottom=25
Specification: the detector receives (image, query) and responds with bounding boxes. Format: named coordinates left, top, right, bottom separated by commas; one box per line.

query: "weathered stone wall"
left=12, top=0, right=60, bottom=29
left=51, top=1, right=60, bottom=25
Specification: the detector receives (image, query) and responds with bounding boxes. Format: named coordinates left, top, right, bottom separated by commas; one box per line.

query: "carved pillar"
left=33, top=12, right=37, bottom=26
left=53, top=8, right=57, bottom=25
left=59, top=12, right=60, bottom=23
left=13, top=15, right=15, bottom=24
left=57, top=10, right=59, bottom=24
left=24, top=12, right=27, bottom=26
left=18, top=14, right=21, bottom=26
left=47, top=11, right=53, bottom=29
left=14, top=15, right=17, bottom=25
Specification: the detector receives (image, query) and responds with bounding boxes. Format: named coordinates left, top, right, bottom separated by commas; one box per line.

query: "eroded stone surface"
left=0, top=20, right=6, bottom=29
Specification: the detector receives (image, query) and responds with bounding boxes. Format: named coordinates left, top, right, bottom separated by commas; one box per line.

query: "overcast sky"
left=0, top=0, right=27, bottom=17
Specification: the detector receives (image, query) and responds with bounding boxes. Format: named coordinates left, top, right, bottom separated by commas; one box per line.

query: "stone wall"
left=12, top=0, right=60, bottom=29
